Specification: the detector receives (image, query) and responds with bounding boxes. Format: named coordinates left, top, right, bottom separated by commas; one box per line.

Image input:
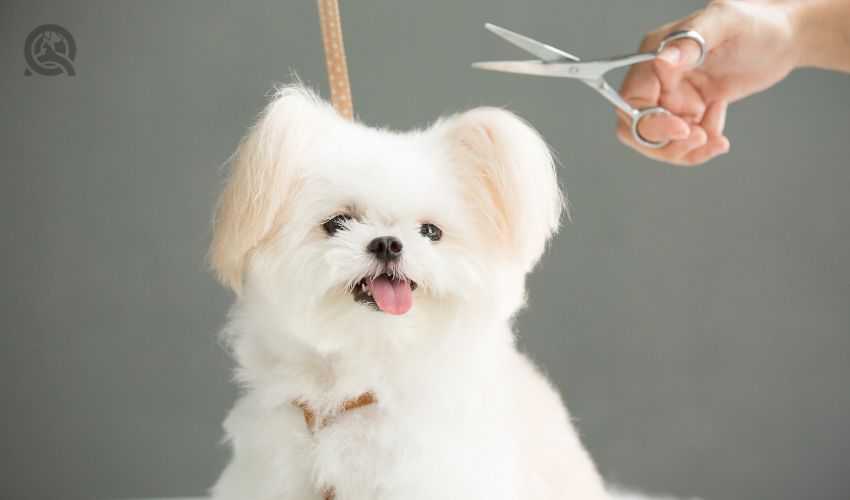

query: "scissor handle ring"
left=632, top=107, right=672, bottom=148
left=657, top=30, right=707, bottom=68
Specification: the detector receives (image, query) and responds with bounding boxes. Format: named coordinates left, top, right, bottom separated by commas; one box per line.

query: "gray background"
left=1, top=1, right=848, bottom=499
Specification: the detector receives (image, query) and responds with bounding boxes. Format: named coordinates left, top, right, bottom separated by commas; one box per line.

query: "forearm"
left=791, top=0, right=850, bottom=72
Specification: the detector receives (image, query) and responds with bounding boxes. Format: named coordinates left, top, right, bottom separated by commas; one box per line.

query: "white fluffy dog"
left=209, top=86, right=660, bottom=500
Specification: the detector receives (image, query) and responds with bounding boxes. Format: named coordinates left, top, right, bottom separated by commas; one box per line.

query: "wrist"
left=789, top=0, right=850, bottom=70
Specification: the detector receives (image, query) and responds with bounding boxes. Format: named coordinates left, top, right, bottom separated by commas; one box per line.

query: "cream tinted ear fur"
left=210, top=87, right=332, bottom=293
left=437, top=107, right=564, bottom=271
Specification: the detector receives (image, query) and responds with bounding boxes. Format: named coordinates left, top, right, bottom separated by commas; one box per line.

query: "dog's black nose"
left=367, top=236, right=403, bottom=262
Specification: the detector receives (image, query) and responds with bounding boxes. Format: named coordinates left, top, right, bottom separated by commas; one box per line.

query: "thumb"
left=654, top=6, right=730, bottom=83
left=656, top=39, right=703, bottom=73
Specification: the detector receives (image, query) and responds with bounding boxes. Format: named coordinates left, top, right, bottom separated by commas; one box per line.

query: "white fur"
left=209, top=86, right=673, bottom=500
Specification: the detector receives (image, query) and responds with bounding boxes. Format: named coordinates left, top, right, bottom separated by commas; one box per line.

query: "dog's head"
left=211, top=86, right=562, bottom=351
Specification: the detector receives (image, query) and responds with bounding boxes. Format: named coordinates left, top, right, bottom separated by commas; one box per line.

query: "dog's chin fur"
left=208, top=86, right=668, bottom=500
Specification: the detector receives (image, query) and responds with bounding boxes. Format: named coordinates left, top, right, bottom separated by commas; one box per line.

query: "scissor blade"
left=471, top=60, right=575, bottom=78
left=483, top=23, right=579, bottom=63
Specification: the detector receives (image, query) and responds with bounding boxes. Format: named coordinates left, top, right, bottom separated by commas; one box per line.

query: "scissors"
left=473, top=23, right=707, bottom=148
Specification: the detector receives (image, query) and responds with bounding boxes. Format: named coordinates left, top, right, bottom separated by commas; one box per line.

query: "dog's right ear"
left=210, top=86, right=331, bottom=294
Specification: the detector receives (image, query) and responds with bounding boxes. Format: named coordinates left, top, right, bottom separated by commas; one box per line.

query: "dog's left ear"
left=437, top=107, right=564, bottom=271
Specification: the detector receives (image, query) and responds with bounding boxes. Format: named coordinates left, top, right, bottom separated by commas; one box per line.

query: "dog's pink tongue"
left=367, top=275, right=413, bottom=315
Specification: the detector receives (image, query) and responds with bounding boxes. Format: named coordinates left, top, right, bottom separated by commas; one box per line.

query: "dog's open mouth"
left=353, top=274, right=417, bottom=315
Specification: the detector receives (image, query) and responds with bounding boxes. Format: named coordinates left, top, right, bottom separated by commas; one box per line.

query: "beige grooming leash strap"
left=317, top=0, right=354, bottom=119
left=300, top=7, right=358, bottom=497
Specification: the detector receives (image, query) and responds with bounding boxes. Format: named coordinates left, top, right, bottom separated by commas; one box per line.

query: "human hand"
left=617, top=0, right=802, bottom=165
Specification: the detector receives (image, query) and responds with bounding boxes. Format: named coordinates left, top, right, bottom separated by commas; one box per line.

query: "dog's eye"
left=419, top=223, right=442, bottom=242
left=323, top=214, right=353, bottom=235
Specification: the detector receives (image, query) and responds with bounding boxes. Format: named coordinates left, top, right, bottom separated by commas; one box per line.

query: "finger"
left=635, top=113, right=690, bottom=143
left=681, top=135, right=730, bottom=165
left=617, top=116, right=705, bottom=156
left=667, top=126, right=709, bottom=165
left=617, top=61, right=672, bottom=142
left=700, top=99, right=728, bottom=138
left=666, top=3, right=731, bottom=56
left=673, top=100, right=729, bottom=165
left=657, top=38, right=704, bottom=70
left=619, top=120, right=708, bottom=165
left=655, top=39, right=705, bottom=89
left=652, top=5, right=735, bottom=88
left=619, top=61, right=660, bottom=110
left=617, top=59, right=687, bottom=142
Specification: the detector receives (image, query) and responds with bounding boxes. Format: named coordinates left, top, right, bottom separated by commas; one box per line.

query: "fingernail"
left=658, top=47, right=681, bottom=66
